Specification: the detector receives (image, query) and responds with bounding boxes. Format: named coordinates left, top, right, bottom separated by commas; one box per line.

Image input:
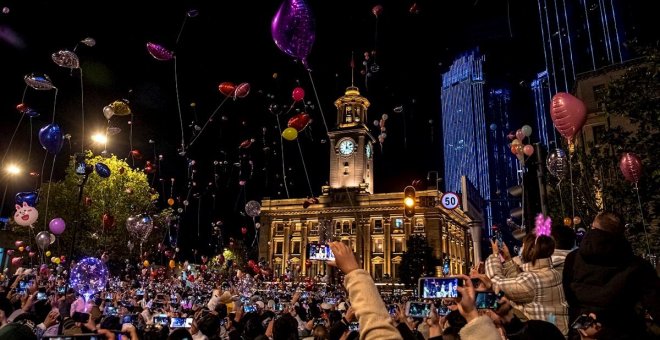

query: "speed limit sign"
left=440, top=192, right=460, bottom=210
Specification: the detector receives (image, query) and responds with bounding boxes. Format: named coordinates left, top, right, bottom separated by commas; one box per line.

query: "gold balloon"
left=563, top=217, right=572, bottom=226
left=573, top=216, right=582, bottom=225
left=110, top=100, right=131, bottom=116
left=54, top=258, right=60, bottom=264
left=169, top=259, right=176, bottom=269
left=51, top=257, right=57, bottom=263
left=282, top=127, right=298, bottom=141
left=143, top=260, right=150, bottom=267
left=167, top=198, right=175, bottom=206
left=18, top=246, right=24, bottom=252
left=45, top=251, right=51, bottom=257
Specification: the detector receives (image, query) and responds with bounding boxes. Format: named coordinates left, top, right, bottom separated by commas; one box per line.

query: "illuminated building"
left=259, top=86, right=477, bottom=281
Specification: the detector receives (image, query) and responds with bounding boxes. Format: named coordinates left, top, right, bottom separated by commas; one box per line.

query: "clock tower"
left=328, top=86, right=375, bottom=192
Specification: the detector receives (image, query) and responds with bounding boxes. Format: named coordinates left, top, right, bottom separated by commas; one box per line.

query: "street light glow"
left=91, top=133, right=108, bottom=144
left=5, top=164, right=21, bottom=175
left=404, top=197, right=415, bottom=208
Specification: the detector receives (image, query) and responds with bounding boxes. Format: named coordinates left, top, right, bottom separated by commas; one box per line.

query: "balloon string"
left=43, top=154, right=57, bottom=230
left=39, top=153, right=48, bottom=190
left=557, top=180, right=565, bottom=215
left=306, top=70, right=330, bottom=136
left=1, top=113, right=25, bottom=166
left=634, top=183, right=652, bottom=255
left=188, top=96, right=230, bottom=148
left=129, top=112, right=134, bottom=167
left=51, top=88, right=59, bottom=124
left=27, top=118, right=33, bottom=163
left=296, top=139, right=314, bottom=198
left=175, top=14, right=189, bottom=45
left=197, top=196, right=201, bottom=239
left=275, top=114, right=290, bottom=198
left=174, top=56, right=186, bottom=154
left=79, top=69, right=85, bottom=153
left=567, top=142, right=576, bottom=224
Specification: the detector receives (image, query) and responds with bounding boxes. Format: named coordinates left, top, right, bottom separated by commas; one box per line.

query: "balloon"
left=81, top=37, right=96, bottom=46
left=130, top=149, right=143, bottom=159
left=14, top=202, right=38, bottom=227
left=14, top=240, right=23, bottom=248
left=515, top=129, right=525, bottom=141
left=126, top=214, right=154, bottom=242
left=167, top=198, right=175, bottom=206
left=7, top=250, right=14, bottom=256
left=292, top=87, right=305, bottom=102
left=107, top=126, right=121, bottom=136
left=24, top=73, right=55, bottom=90
left=245, top=200, right=262, bottom=218
left=95, top=163, right=111, bottom=178
left=15, top=191, right=38, bottom=207
left=619, top=152, right=642, bottom=183
left=573, top=216, right=582, bottom=225
left=241, top=227, right=248, bottom=235
left=287, top=113, right=311, bottom=131
left=169, top=260, right=176, bottom=269
left=102, top=213, right=115, bottom=229
left=35, top=231, right=51, bottom=250
left=523, top=145, right=534, bottom=156
left=11, top=258, right=22, bottom=266
left=49, top=233, right=56, bottom=245
left=143, top=260, right=150, bottom=267
left=521, top=125, right=533, bottom=137
left=51, top=50, right=80, bottom=69
left=489, top=123, right=497, bottom=131
left=146, top=42, right=173, bottom=61
left=550, top=92, right=587, bottom=140
left=45, top=251, right=51, bottom=257
left=271, top=0, right=316, bottom=65
left=218, top=82, right=236, bottom=97
left=546, top=148, right=568, bottom=179
left=282, top=127, right=298, bottom=141
left=103, top=106, right=115, bottom=120
left=18, top=246, right=24, bottom=252
left=563, top=217, right=572, bottom=226
left=234, top=82, right=251, bottom=99
left=507, top=132, right=516, bottom=140
left=38, top=123, right=64, bottom=154
left=29, top=251, right=36, bottom=258
left=69, top=257, right=109, bottom=297
left=109, top=100, right=131, bottom=116
left=49, top=218, right=66, bottom=235
left=371, top=4, right=383, bottom=17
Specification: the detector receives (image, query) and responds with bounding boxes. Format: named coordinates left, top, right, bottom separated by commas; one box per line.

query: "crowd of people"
left=0, top=211, right=657, bottom=340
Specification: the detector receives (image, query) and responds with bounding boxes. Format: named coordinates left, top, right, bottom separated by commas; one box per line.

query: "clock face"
left=338, top=139, right=355, bottom=156
left=365, top=143, right=372, bottom=159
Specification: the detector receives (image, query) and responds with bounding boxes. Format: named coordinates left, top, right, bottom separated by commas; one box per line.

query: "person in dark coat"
left=562, top=211, right=660, bottom=340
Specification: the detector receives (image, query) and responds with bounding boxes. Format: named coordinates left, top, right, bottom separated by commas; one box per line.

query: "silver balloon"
left=127, top=214, right=153, bottom=242
left=35, top=231, right=51, bottom=250
left=547, top=148, right=568, bottom=179
left=51, top=50, right=80, bottom=69
left=24, top=73, right=55, bottom=90
left=49, top=233, right=56, bottom=245
left=81, top=37, right=96, bottom=47
left=245, top=200, right=262, bottom=218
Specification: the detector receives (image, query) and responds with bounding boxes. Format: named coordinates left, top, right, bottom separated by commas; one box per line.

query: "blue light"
left=69, top=257, right=109, bottom=298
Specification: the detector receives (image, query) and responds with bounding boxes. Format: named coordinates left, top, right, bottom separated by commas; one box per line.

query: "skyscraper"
left=441, top=50, right=492, bottom=233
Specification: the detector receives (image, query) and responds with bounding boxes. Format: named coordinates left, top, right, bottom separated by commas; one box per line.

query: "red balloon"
left=288, top=113, right=311, bottom=132
left=372, top=4, right=383, bottom=17
left=130, top=149, right=143, bottom=160
left=218, top=82, right=236, bottom=97
left=234, top=83, right=250, bottom=99
left=292, top=87, right=305, bottom=102
left=619, top=152, right=642, bottom=183
left=102, top=213, right=115, bottom=229
left=11, top=257, right=22, bottom=266
left=16, top=103, right=27, bottom=112
left=550, top=92, right=587, bottom=140
left=241, top=227, right=248, bottom=235
left=248, top=259, right=256, bottom=267
left=239, top=139, right=254, bottom=149
left=523, top=145, right=535, bottom=156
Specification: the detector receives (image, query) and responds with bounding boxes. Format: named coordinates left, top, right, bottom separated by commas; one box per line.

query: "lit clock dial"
left=338, top=138, right=355, bottom=156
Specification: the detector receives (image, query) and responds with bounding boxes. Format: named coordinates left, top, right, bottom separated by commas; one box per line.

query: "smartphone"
left=37, top=292, right=48, bottom=300
left=405, top=301, right=431, bottom=318
left=57, top=286, right=66, bottom=294
left=475, top=291, right=500, bottom=310
left=324, top=298, right=337, bottom=305
left=153, top=315, right=169, bottom=326
left=170, top=317, right=188, bottom=328
left=348, top=322, right=359, bottom=332
left=275, top=303, right=287, bottom=312
left=313, top=318, right=325, bottom=327
left=135, top=289, right=144, bottom=296
left=571, top=315, right=596, bottom=330
left=73, top=312, right=90, bottom=323
left=104, top=306, right=118, bottom=316
left=105, top=293, right=113, bottom=301
left=387, top=304, right=398, bottom=316
left=307, top=244, right=335, bottom=261
left=122, top=314, right=137, bottom=324
left=243, top=304, right=257, bottom=313
left=437, top=304, right=451, bottom=316
left=418, top=277, right=462, bottom=299
left=75, top=153, right=87, bottom=175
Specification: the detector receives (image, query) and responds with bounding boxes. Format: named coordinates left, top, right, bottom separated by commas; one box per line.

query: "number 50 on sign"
left=440, top=192, right=460, bottom=210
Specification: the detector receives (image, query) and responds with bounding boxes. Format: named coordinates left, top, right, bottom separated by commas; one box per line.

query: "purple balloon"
left=146, top=42, right=173, bottom=61
left=49, top=218, right=66, bottom=235
left=271, top=0, right=315, bottom=66
left=38, top=123, right=64, bottom=154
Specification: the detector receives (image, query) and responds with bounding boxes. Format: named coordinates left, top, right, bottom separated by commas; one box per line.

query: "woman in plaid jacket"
left=484, top=233, right=569, bottom=336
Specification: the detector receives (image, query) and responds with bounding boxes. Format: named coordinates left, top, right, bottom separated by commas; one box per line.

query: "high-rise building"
left=441, top=50, right=492, bottom=234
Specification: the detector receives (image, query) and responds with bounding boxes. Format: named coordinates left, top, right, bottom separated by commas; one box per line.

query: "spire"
left=350, top=51, right=355, bottom=87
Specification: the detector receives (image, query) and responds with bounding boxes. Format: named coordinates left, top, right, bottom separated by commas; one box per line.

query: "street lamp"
left=91, top=132, right=108, bottom=145
left=1, top=163, right=22, bottom=218
left=5, top=164, right=21, bottom=176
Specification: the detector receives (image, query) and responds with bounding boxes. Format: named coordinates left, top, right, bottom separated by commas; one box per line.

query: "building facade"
left=259, top=86, right=476, bottom=281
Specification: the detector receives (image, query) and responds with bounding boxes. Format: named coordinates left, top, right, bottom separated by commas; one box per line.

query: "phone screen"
left=419, top=277, right=461, bottom=298
left=475, top=291, right=500, bottom=310
left=436, top=304, right=451, bottom=316
left=307, top=244, right=335, bottom=261
left=122, top=314, right=137, bottom=324
left=348, top=322, right=359, bottom=332
left=105, top=306, right=118, bottom=315
left=153, top=315, right=169, bottom=325
left=571, top=315, right=595, bottom=330
left=243, top=305, right=257, bottom=313
left=170, top=317, right=187, bottom=328
left=75, top=153, right=87, bottom=175
left=387, top=304, right=398, bottom=316
left=406, top=302, right=431, bottom=318
left=37, top=292, right=48, bottom=300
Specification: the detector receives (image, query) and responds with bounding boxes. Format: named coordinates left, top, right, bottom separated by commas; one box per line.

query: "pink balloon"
left=515, top=129, right=525, bottom=142
left=550, top=92, right=587, bottom=140
left=292, top=87, right=305, bottom=102
left=234, top=82, right=250, bottom=99
left=11, top=257, right=22, bottom=266
left=146, top=42, right=173, bottom=61
left=523, top=145, right=535, bottom=156
left=619, top=152, right=642, bottom=183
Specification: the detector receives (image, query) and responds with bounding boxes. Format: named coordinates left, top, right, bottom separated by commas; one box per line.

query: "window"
left=373, top=238, right=384, bottom=253
left=373, top=263, right=383, bottom=280
left=393, top=218, right=404, bottom=229
left=345, top=106, right=353, bottom=123
left=275, top=241, right=283, bottom=255
left=342, top=221, right=351, bottom=234
left=335, top=221, right=341, bottom=235
left=309, top=222, right=319, bottom=236
left=373, top=219, right=383, bottom=234
left=391, top=262, right=399, bottom=279
left=393, top=238, right=404, bottom=253
left=292, top=241, right=301, bottom=254
left=593, top=84, right=606, bottom=110
left=592, top=124, right=606, bottom=146
left=413, top=219, right=425, bottom=233
left=293, top=223, right=302, bottom=232
left=275, top=223, right=284, bottom=236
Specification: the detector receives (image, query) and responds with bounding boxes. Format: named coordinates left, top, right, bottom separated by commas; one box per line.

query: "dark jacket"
left=563, top=229, right=659, bottom=340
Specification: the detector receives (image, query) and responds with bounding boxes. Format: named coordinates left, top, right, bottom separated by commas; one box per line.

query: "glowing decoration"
left=49, top=217, right=66, bottom=235
left=14, top=202, right=38, bottom=227
left=24, top=73, right=55, bottom=90
left=619, top=152, right=642, bottom=183
left=218, top=82, right=236, bottom=97
left=271, top=0, right=316, bottom=67
left=69, top=257, right=109, bottom=298
left=146, top=42, right=173, bottom=61
left=534, top=214, right=552, bottom=238
left=38, top=123, right=64, bottom=154
left=51, top=50, right=80, bottom=69
left=245, top=200, right=262, bottom=218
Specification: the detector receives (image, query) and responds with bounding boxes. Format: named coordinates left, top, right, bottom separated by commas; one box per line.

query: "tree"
left=15, top=152, right=172, bottom=263
left=399, top=234, right=436, bottom=288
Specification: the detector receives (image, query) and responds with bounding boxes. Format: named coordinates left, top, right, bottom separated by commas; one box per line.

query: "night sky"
left=0, top=0, right=654, bottom=255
